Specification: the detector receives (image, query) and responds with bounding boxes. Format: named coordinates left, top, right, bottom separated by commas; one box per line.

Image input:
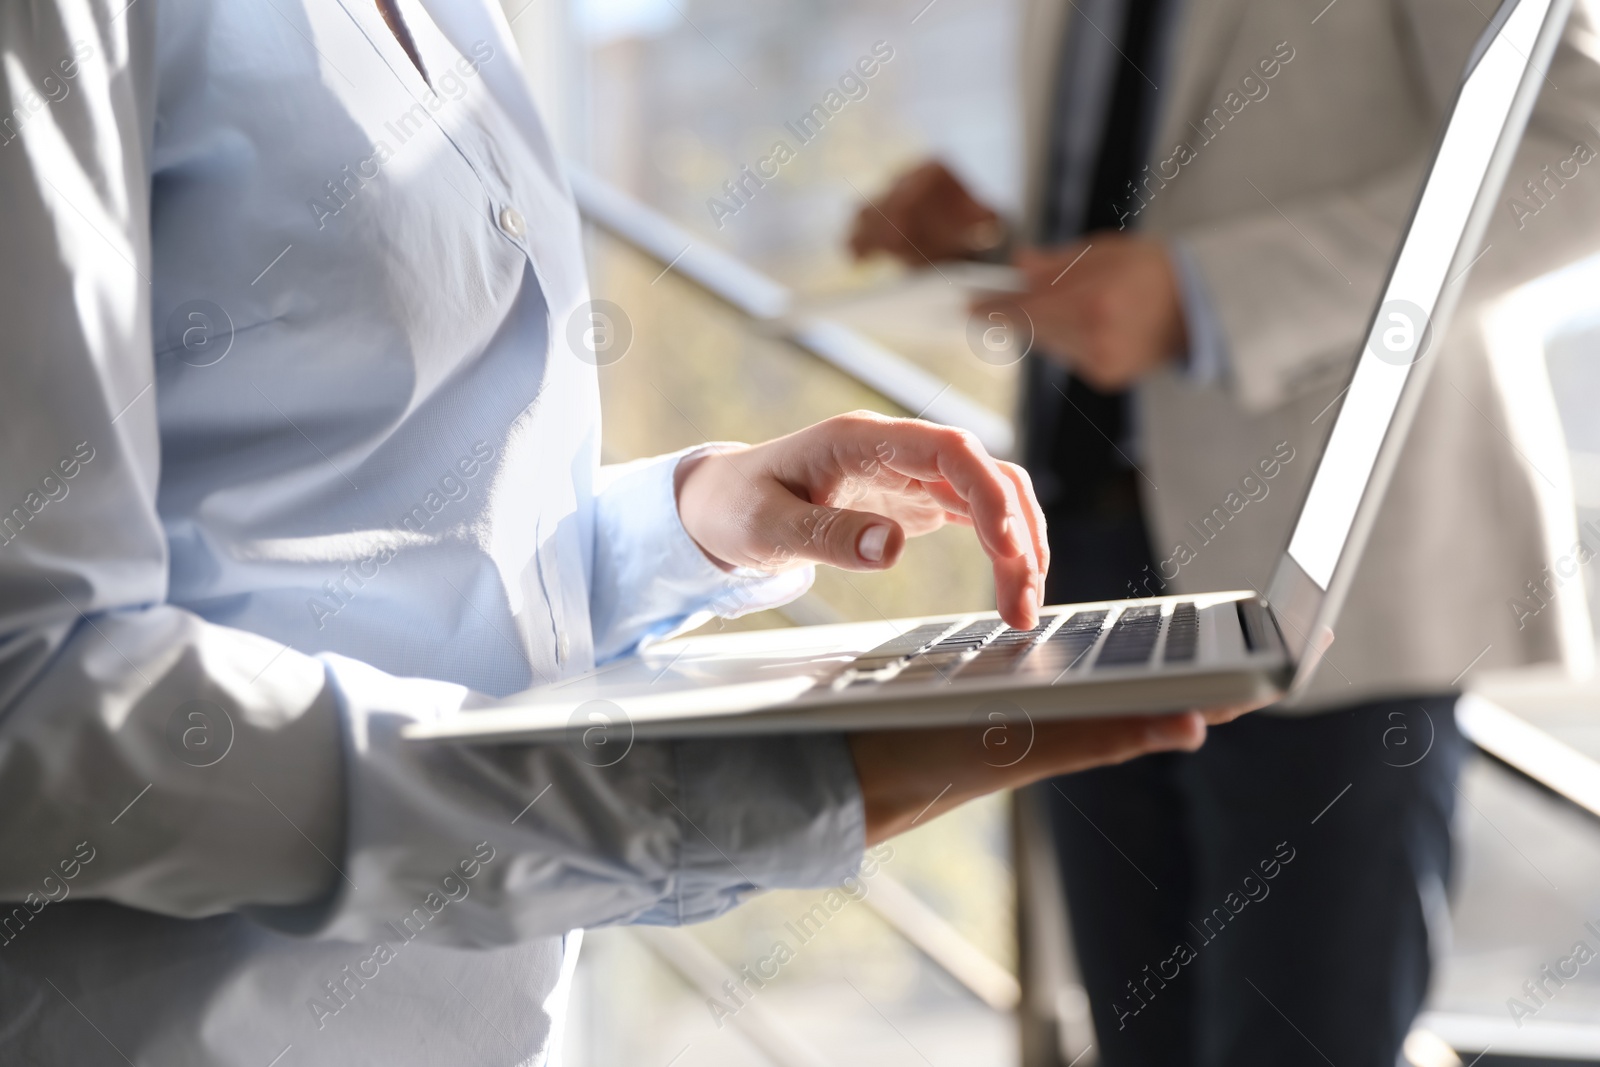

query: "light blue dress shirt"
left=0, top=0, right=862, bottom=1063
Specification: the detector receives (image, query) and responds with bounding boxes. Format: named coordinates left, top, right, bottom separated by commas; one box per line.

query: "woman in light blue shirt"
left=0, top=0, right=1219, bottom=1062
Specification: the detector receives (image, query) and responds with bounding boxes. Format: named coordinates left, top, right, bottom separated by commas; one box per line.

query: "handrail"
left=631, top=927, right=834, bottom=1067
left=862, top=872, right=1021, bottom=1013
left=1456, top=693, right=1600, bottom=823
left=566, top=164, right=1016, bottom=459
left=634, top=873, right=1022, bottom=1034
left=1416, top=1009, right=1600, bottom=1061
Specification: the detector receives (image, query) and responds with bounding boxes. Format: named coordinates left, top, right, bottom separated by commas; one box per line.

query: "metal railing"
left=631, top=870, right=1020, bottom=1067
left=1457, top=692, right=1600, bottom=822
left=568, top=166, right=1015, bottom=459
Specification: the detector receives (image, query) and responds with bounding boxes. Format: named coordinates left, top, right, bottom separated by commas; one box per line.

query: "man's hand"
left=849, top=701, right=1259, bottom=844
left=849, top=160, right=1005, bottom=265
left=975, top=234, right=1187, bottom=391
left=674, top=411, right=1047, bottom=630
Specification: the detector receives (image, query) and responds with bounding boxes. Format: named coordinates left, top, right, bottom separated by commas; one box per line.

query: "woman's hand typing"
left=674, top=411, right=1048, bottom=630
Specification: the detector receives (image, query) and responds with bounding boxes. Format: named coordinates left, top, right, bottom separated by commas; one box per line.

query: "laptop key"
left=859, top=621, right=960, bottom=660
left=926, top=619, right=1010, bottom=654
left=955, top=614, right=1072, bottom=677
left=958, top=644, right=1035, bottom=676
left=828, top=621, right=960, bottom=688
left=1094, top=606, right=1163, bottom=668
left=883, top=616, right=1058, bottom=685
left=1164, top=602, right=1199, bottom=663
left=1049, top=610, right=1110, bottom=639
left=1013, top=610, right=1106, bottom=674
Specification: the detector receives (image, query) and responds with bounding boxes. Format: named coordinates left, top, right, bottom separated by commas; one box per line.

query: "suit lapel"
left=1022, top=0, right=1254, bottom=234
left=1147, top=0, right=1254, bottom=166
left=1020, top=0, right=1077, bottom=234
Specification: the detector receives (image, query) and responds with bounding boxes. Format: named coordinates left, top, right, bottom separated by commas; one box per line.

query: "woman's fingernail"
left=858, top=524, right=890, bottom=563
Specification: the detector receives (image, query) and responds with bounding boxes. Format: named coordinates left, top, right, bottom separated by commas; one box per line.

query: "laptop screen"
left=1285, top=0, right=1555, bottom=588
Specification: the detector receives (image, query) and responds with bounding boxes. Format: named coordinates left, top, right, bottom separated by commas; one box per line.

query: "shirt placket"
left=398, top=10, right=576, bottom=674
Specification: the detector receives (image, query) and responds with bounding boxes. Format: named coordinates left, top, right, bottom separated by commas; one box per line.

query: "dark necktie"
left=1024, top=0, right=1168, bottom=602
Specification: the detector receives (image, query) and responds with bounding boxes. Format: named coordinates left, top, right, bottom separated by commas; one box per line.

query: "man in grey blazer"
left=853, top=0, right=1600, bottom=1062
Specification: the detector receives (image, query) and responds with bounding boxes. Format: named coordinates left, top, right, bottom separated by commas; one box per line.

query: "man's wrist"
left=1166, top=241, right=1230, bottom=387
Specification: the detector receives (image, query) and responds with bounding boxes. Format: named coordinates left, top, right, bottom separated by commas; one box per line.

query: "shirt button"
left=557, top=632, right=571, bottom=662
left=498, top=206, right=526, bottom=238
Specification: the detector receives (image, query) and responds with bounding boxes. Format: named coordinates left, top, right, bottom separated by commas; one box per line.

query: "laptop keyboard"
left=1007, top=609, right=1108, bottom=676
left=1095, top=606, right=1163, bottom=666
left=887, top=618, right=1020, bottom=685
left=831, top=602, right=1201, bottom=689
left=1165, top=601, right=1199, bottom=663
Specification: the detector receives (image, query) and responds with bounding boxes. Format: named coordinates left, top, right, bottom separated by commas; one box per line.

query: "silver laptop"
left=408, top=0, right=1569, bottom=746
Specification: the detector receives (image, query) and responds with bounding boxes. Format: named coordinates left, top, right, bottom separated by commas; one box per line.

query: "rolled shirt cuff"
left=1169, top=241, right=1232, bottom=388
left=258, top=653, right=862, bottom=945
left=656, top=731, right=866, bottom=925
left=591, top=444, right=815, bottom=662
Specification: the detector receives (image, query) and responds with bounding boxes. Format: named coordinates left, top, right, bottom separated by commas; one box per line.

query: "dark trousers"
left=1042, top=696, right=1465, bottom=1067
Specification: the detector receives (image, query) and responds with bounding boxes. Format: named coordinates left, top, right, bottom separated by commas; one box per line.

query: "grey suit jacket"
left=1018, top=0, right=1600, bottom=708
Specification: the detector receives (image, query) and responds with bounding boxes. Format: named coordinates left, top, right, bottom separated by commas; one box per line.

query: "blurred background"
left=492, top=0, right=1600, bottom=1063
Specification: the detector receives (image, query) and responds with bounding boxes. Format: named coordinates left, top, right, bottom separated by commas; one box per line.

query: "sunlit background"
left=491, top=0, right=1600, bottom=1063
